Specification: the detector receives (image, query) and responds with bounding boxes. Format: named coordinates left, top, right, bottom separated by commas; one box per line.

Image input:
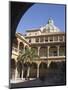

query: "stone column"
left=22, top=69, right=23, bottom=80
left=38, top=47, right=40, bottom=56
left=37, top=64, right=39, bottom=78
left=47, top=46, right=50, bottom=57
left=15, top=67, right=18, bottom=80
left=18, top=41, right=20, bottom=54
left=27, top=67, right=30, bottom=78
left=47, top=46, right=50, bottom=68
left=47, top=60, right=51, bottom=68
left=39, top=37, right=40, bottom=43
left=23, top=44, right=26, bottom=53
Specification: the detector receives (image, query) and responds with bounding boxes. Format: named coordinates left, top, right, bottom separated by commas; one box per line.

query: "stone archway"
left=39, top=47, right=47, bottom=57
left=11, top=58, right=16, bottom=79
left=59, top=46, right=65, bottom=56
left=49, top=46, right=57, bottom=56
left=39, top=62, right=47, bottom=77
left=30, top=62, right=37, bottom=78
left=49, top=62, right=58, bottom=71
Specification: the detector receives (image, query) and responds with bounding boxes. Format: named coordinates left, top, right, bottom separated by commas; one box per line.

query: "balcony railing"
left=40, top=55, right=65, bottom=59
left=29, top=36, right=65, bottom=44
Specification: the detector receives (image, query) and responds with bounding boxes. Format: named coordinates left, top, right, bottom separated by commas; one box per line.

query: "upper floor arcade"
left=25, top=33, right=65, bottom=44
left=12, top=33, right=30, bottom=55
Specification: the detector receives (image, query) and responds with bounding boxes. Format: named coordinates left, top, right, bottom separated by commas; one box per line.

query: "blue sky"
left=16, top=3, right=65, bottom=34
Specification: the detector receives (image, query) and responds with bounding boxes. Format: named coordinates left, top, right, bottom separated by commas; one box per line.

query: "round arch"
left=49, top=46, right=57, bottom=56
left=30, top=62, right=37, bottom=78
left=49, top=62, right=58, bottom=70
left=39, top=62, right=47, bottom=77
left=11, top=2, right=34, bottom=48
left=39, top=47, right=47, bottom=57
left=59, top=46, right=65, bottom=56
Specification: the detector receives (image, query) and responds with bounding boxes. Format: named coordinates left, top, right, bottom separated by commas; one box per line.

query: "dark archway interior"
left=39, top=63, right=47, bottom=77
left=49, top=62, right=58, bottom=70
left=10, top=2, right=34, bottom=79
left=10, top=1, right=34, bottom=52
left=11, top=59, right=16, bottom=69
left=30, top=63, right=37, bottom=78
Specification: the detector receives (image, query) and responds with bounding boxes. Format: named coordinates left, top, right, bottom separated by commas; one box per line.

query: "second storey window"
left=35, top=38, right=39, bottom=42
left=49, top=36, right=53, bottom=42
left=29, top=39, right=31, bottom=43
left=40, top=37, right=44, bottom=42
left=45, top=37, right=48, bottom=42
left=54, top=36, right=58, bottom=41
left=59, top=36, right=63, bottom=41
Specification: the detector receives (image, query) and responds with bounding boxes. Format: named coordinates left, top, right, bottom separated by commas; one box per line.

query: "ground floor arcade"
left=10, top=58, right=65, bottom=82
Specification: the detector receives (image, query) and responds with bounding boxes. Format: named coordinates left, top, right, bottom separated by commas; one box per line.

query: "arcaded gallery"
left=11, top=18, right=65, bottom=82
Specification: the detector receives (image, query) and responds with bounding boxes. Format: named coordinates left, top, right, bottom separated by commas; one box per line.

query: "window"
left=59, top=46, right=65, bottom=56
left=54, top=36, right=58, bottom=41
left=29, top=39, right=31, bottom=43
left=49, top=36, right=53, bottom=41
left=40, top=37, right=44, bottom=42
left=35, top=38, right=39, bottom=42
left=45, top=37, right=48, bottom=42
left=35, top=33, right=37, bottom=35
left=29, top=33, right=31, bottom=36
left=59, top=36, right=63, bottom=41
left=53, top=51, right=57, bottom=56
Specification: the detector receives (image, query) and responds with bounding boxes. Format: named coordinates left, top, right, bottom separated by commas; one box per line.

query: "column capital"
left=56, top=45, right=60, bottom=47
left=37, top=63, right=40, bottom=67
left=47, top=46, right=50, bottom=49
left=38, top=46, right=40, bottom=49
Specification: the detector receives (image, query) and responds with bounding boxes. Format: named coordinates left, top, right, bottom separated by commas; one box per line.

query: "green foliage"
left=17, top=47, right=39, bottom=63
